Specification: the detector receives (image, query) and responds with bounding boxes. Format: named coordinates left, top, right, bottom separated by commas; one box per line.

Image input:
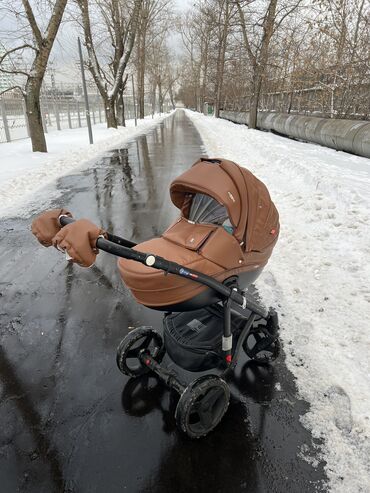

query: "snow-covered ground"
left=187, top=109, right=370, bottom=493
left=0, top=113, right=171, bottom=217
left=1, top=108, right=369, bottom=490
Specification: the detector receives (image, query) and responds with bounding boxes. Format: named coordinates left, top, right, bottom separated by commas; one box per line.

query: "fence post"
left=77, top=101, right=82, bottom=127
left=1, top=99, right=11, bottom=142
left=42, top=108, right=48, bottom=133
left=54, top=98, right=61, bottom=130
left=92, top=102, right=96, bottom=124
left=98, top=102, right=102, bottom=123
left=67, top=101, right=72, bottom=129
left=22, top=100, right=30, bottom=137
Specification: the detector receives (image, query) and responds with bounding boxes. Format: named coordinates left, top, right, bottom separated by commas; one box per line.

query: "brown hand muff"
left=31, top=209, right=72, bottom=247
left=52, top=219, right=107, bottom=267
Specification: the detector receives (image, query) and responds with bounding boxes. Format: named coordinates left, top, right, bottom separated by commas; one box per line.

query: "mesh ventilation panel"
left=188, top=193, right=233, bottom=233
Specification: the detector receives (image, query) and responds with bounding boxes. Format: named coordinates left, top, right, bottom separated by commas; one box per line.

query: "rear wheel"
left=175, top=375, right=230, bottom=439
left=116, top=327, right=165, bottom=377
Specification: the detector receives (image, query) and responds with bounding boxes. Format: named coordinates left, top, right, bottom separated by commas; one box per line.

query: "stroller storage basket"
left=164, top=305, right=246, bottom=372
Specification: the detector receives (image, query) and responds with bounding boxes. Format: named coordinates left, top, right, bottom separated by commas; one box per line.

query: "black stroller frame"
left=60, top=216, right=280, bottom=438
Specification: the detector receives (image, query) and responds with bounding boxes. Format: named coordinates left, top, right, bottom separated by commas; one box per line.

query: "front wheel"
left=243, top=325, right=280, bottom=364
left=175, top=375, right=230, bottom=439
left=116, top=327, right=165, bottom=377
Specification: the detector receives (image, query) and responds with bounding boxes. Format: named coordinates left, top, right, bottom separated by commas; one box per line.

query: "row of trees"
left=0, top=0, right=178, bottom=152
left=178, top=0, right=369, bottom=126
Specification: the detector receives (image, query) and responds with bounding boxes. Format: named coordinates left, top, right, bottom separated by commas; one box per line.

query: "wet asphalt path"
left=0, top=110, right=327, bottom=492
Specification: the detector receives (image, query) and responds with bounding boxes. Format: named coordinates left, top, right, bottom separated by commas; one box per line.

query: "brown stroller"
left=32, top=158, right=280, bottom=438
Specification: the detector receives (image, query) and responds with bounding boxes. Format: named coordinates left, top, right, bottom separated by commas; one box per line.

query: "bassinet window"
left=188, top=193, right=234, bottom=234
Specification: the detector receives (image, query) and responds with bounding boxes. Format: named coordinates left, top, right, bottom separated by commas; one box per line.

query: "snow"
left=0, top=113, right=171, bottom=218
left=186, top=109, right=370, bottom=493
left=1, top=107, right=369, bottom=489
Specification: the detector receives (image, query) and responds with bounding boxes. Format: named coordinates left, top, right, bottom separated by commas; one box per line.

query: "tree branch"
left=0, top=44, right=36, bottom=66
left=108, top=0, right=142, bottom=100
left=0, top=85, right=26, bottom=97
left=0, top=66, right=29, bottom=77
left=77, top=0, right=106, bottom=96
left=21, top=0, right=43, bottom=47
left=44, top=0, right=68, bottom=46
left=235, top=0, right=257, bottom=66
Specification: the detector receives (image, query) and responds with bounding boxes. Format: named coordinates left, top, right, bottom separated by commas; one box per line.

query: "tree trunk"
left=249, top=72, right=262, bottom=129
left=200, top=38, right=209, bottom=111
left=104, top=97, right=117, bottom=128
left=214, top=1, right=230, bottom=118
left=137, top=27, right=146, bottom=119
left=158, top=81, right=163, bottom=113
left=116, top=90, right=126, bottom=127
left=287, top=91, right=293, bottom=114
left=151, top=83, right=156, bottom=116
left=25, top=78, right=47, bottom=152
left=169, top=85, right=175, bottom=109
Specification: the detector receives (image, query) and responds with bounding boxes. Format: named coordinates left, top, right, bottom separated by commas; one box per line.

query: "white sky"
left=0, top=0, right=192, bottom=85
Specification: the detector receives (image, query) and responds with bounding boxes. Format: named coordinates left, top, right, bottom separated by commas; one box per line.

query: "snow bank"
left=0, top=114, right=171, bottom=217
left=186, top=110, right=370, bottom=493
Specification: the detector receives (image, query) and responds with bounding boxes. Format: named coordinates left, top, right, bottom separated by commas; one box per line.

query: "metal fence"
left=0, top=93, right=156, bottom=144
left=219, top=82, right=370, bottom=121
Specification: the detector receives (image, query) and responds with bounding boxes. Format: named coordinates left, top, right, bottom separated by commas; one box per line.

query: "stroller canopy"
left=170, top=158, right=276, bottom=252
left=118, top=158, right=279, bottom=309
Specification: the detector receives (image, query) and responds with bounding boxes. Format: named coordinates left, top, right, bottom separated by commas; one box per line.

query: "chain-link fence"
left=0, top=92, right=159, bottom=144
left=219, top=81, right=370, bottom=121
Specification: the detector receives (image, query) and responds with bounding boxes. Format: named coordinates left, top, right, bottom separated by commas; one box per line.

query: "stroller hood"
left=170, top=158, right=277, bottom=252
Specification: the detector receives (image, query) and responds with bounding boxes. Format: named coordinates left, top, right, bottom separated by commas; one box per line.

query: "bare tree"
left=0, top=0, right=68, bottom=152
left=213, top=0, right=235, bottom=117
left=178, top=3, right=216, bottom=112
left=147, top=35, right=179, bottom=113
left=77, top=0, right=142, bottom=128
left=135, top=0, right=172, bottom=118
left=235, top=0, right=279, bottom=128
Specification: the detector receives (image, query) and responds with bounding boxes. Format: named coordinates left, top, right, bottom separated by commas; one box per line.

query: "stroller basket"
left=164, top=305, right=248, bottom=371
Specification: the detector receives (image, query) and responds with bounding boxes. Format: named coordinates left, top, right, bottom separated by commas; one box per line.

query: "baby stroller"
left=32, top=158, right=280, bottom=438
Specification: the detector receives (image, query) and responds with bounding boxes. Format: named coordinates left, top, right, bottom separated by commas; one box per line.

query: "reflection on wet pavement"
left=0, top=110, right=326, bottom=492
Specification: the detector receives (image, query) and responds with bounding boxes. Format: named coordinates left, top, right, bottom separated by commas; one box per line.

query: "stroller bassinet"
left=118, top=158, right=279, bottom=309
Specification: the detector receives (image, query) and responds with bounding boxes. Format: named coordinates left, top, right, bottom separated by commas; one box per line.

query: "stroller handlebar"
left=58, top=215, right=269, bottom=318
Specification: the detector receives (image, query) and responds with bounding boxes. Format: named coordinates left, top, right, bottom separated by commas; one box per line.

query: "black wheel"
left=116, top=327, right=165, bottom=377
left=175, top=375, right=230, bottom=439
left=243, top=326, right=281, bottom=364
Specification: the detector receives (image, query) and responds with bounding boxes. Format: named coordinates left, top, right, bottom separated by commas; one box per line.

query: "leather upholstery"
left=52, top=219, right=107, bottom=267
left=118, top=158, right=279, bottom=308
left=31, top=208, right=72, bottom=247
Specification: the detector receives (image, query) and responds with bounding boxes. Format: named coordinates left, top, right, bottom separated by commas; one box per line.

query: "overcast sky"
left=0, top=0, right=192, bottom=85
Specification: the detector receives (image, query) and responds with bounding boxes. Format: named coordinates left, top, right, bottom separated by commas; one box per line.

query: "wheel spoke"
left=198, top=408, right=214, bottom=428
left=126, top=349, right=140, bottom=359
left=202, top=389, right=221, bottom=409
left=248, top=334, right=275, bottom=357
left=138, top=334, right=153, bottom=351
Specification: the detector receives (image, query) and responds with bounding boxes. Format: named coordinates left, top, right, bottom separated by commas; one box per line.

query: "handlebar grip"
left=59, top=215, right=75, bottom=227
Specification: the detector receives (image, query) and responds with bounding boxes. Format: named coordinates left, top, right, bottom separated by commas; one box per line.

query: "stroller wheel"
left=175, top=375, right=230, bottom=439
left=116, top=327, right=165, bottom=377
left=243, top=326, right=281, bottom=365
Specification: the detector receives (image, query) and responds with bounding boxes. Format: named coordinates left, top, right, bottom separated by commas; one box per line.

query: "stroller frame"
left=60, top=216, right=280, bottom=438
